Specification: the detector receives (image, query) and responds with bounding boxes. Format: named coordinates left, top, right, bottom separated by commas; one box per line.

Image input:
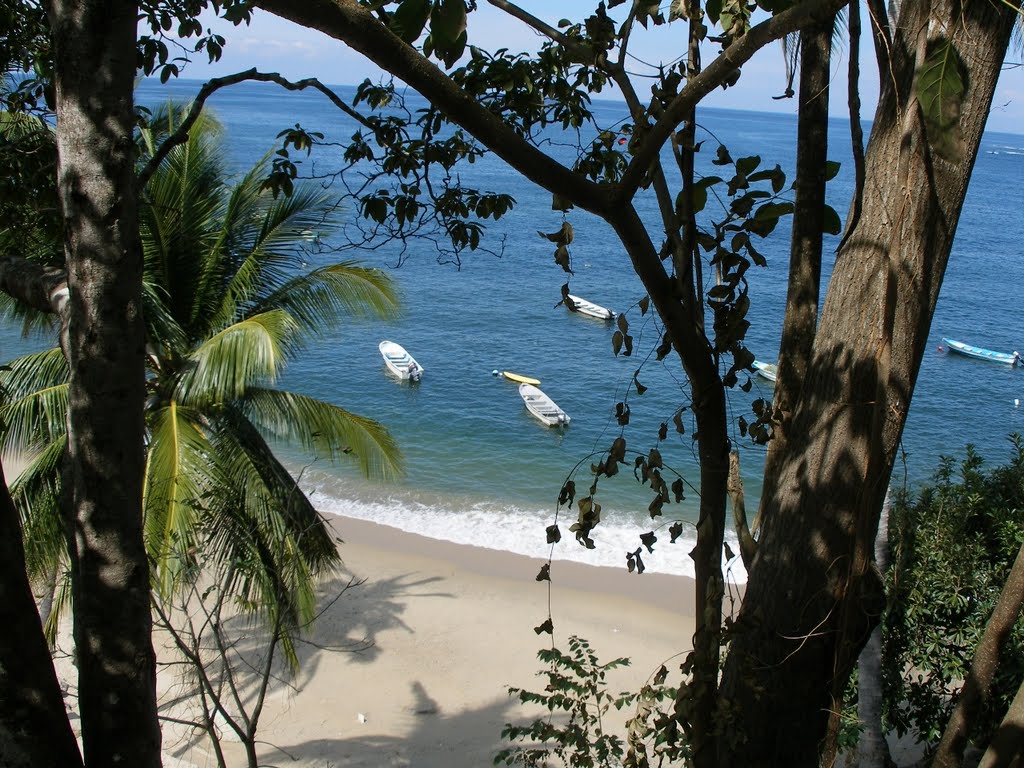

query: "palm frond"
left=140, top=107, right=231, bottom=335
left=0, top=347, right=69, bottom=451
left=141, top=278, right=190, bottom=357
left=200, top=408, right=341, bottom=667
left=174, top=310, right=300, bottom=405
left=254, top=261, right=399, bottom=339
left=8, top=436, right=67, bottom=583
left=206, top=177, right=332, bottom=333
left=144, top=401, right=220, bottom=597
left=242, top=387, right=403, bottom=482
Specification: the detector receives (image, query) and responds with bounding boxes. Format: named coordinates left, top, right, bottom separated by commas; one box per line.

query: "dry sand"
left=157, top=515, right=698, bottom=767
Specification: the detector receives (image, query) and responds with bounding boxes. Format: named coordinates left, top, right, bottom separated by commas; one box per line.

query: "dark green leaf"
left=389, top=0, right=431, bottom=43
left=822, top=204, right=842, bottom=236
left=916, top=37, right=967, bottom=163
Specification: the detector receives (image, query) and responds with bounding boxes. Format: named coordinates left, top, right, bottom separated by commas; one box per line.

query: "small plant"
left=496, top=635, right=673, bottom=767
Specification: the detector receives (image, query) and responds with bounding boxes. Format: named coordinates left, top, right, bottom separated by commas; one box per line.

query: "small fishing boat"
left=752, top=360, right=778, bottom=382
left=566, top=294, right=615, bottom=321
left=518, top=383, right=570, bottom=427
left=379, top=340, right=423, bottom=381
left=493, top=370, right=541, bottom=386
left=941, top=338, right=1020, bottom=367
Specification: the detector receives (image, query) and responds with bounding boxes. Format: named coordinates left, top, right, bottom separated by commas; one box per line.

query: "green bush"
left=883, top=436, right=1024, bottom=749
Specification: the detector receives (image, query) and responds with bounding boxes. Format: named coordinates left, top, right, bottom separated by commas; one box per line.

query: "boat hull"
left=518, top=383, right=570, bottom=427
left=942, top=338, right=1020, bottom=366
left=752, top=360, right=778, bottom=382
left=379, top=341, right=423, bottom=380
left=566, top=294, right=614, bottom=321
left=502, top=371, right=541, bottom=386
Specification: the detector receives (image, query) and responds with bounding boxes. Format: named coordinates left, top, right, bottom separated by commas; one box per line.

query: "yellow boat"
left=499, top=371, right=541, bottom=386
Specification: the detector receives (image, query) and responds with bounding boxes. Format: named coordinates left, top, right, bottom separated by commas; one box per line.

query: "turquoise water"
left=2, top=79, right=1022, bottom=579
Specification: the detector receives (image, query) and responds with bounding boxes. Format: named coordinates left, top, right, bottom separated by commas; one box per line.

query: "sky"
left=177, top=2, right=1023, bottom=135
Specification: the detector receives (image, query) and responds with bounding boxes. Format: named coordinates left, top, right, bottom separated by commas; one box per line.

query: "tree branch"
left=137, top=69, right=377, bottom=188
left=618, top=0, right=850, bottom=198
left=252, top=0, right=613, bottom=215
left=0, top=254, right=68, bottom=316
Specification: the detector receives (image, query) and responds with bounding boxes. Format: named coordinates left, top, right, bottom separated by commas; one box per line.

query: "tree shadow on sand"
left=267, top=680, right=521, bottom=768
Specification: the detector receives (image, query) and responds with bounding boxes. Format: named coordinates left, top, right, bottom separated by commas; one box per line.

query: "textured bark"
left=854, top=490, right=893, bottom=768
left=932, top=542, right=1024, bottom=768
left=761, top=19, right=831, bottom=485
left=0, top=459, right=82, bottom=768
left=719, top=0, right=1017, bottom=764
left=48, top=0, right=160, bottom=764
left=978, top=679, right=1024, bottom=768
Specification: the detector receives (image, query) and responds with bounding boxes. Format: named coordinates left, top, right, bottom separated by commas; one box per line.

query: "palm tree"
left=1, top=105, right=402, bottom=646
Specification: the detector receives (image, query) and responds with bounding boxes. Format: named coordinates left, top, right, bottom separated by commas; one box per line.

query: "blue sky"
left=180, top=3, right=1023, bottom=135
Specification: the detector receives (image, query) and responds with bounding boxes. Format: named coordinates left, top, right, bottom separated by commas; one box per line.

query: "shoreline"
left=202, top=512, right=697, bottom=767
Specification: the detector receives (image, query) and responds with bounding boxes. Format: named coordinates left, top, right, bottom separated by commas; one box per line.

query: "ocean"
left=2, top=79, right=1022, bottom=581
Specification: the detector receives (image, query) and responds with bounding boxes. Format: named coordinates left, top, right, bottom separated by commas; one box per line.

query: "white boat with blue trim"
left=518, top=383, right=570, bottom=427
left=941, top=338, right=1020, bottom=367
left=752, top=360, right=778, bottom=382
left=566, top=294, right=615, bottom=321
left=379, top=340, right=423, bottom=381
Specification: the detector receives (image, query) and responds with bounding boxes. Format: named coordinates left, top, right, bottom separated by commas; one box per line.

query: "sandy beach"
left=161, top=515, right=698, bottom=767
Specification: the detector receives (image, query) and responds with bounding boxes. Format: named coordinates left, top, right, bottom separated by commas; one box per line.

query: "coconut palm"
left=1, top=105, right=401, bottom=646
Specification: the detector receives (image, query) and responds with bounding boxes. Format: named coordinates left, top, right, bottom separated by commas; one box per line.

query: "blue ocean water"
left=2, top=79, right=1022, bottom=580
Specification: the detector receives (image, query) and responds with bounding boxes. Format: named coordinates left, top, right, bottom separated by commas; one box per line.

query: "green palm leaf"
left=175, top=310, right=300, bottom=405
left=8, top=436, right=66, bottom=583
left=144, top=400, right=219, bottom=596
left=206, top=177, right=332, bottom=333
left=0, top=347, right=69, bottom=451
left=243, top=387, right=402, bottom=481
left=255, top=261, right=399, bottom=338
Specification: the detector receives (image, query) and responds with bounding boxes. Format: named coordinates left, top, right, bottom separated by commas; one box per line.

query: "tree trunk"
left=978, top=678, right=1024, bottom=768
left=0, top=460, right=82, bottom=768
left=719, top=0, right=1017, bottom=764
left=855, top=489, right=893, bottom=768
left=932, top=541, right=1024, bottom=768
left=48, top=0, right=161, bottom=764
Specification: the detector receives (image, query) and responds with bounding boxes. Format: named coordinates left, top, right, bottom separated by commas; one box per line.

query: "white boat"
left=752, top=360, right=778, bottom=382
left=566, top=294, right=614, bottom=321
left=518, top=383, right=570, bottom=427
left=942, top=338, right=1020, bottom=366
left=378, top=340, right=423, bottom=381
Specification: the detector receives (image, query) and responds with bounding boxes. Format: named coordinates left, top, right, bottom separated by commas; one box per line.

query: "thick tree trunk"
left=978, top=678, right=1024, bottom=768
left=719, top=0, right=1017, bottom=765
left=932, top=541, right=1024, bottom=768
left=0, top=460, right=82, bottom=768
left=48, top=0, right=160, bottom=764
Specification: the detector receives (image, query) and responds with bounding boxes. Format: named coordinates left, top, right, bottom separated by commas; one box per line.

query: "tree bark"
left=932, top=541, right=1024, bottom=768
left=0, top=459, right=82, bottom=768
left=47, top=0, right=161, bottom=764
left=978, top=678, right=1024, bottom=768
left=760, top=18, right=831, bottom=496
left=719, top=0, right=1017, bottom=764
left=854, top=490, right=893, bottom=768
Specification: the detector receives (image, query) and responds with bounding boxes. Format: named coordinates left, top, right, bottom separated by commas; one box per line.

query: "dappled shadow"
left=721, top=222, right=943, bottom=759
left=156, top=566, right=456, bottom=763
left=266, top=680, right=520, bottom=768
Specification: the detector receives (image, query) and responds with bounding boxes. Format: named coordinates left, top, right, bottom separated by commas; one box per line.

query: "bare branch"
left=137, top=69, right=376, bottom=188
left=618, top=0, right=850, bottom=198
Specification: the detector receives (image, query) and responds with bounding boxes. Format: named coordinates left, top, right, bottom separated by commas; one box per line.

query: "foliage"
left=883, top=437, right=1024, bottom=749
left=0, top=106, right=402, bottom=652
left=495, top=635, right=676, bottom=768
